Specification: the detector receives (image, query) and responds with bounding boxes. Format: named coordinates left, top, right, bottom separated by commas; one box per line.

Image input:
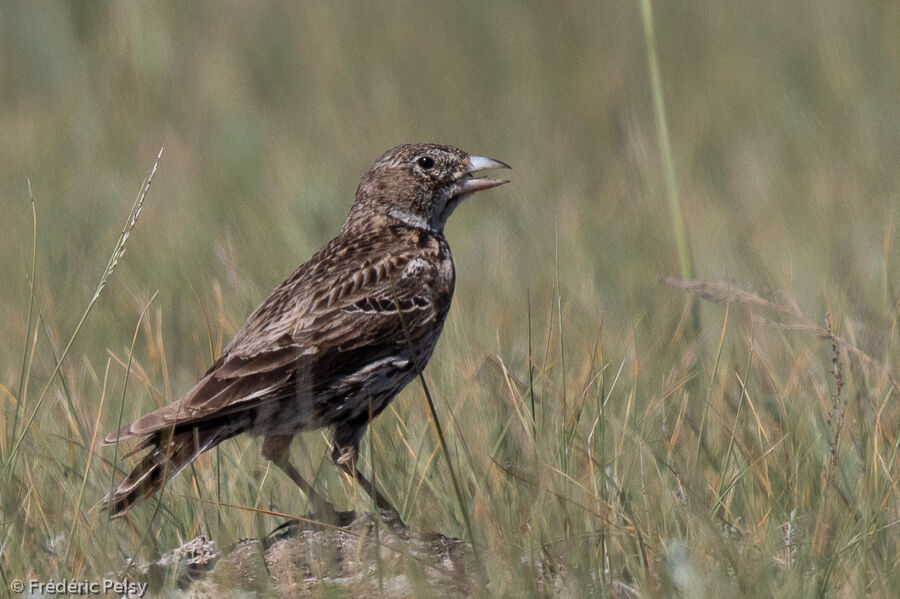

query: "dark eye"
left=416, top=156, right=435, bottom=169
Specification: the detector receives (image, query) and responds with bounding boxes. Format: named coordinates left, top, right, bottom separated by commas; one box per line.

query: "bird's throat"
left=387, top=205, right=439, bottom=234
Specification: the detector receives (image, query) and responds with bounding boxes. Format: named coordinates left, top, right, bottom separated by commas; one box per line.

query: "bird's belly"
left=317, top=354, right=417, bottom=426
left=248, top=354, right=422, bottom=437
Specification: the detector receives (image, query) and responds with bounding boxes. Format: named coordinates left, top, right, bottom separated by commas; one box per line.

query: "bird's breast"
left=431, top=237, right=455, bottom=310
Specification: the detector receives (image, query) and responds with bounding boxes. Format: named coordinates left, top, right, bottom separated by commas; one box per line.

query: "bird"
left=102, top=143, right=510, bottom=521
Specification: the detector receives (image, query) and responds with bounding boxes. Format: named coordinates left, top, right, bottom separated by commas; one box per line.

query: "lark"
left=102, top=143, right=509, bottom=520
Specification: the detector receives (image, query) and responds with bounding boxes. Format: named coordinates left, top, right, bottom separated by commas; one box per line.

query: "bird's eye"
left=416, top=156, right=435, bottom=169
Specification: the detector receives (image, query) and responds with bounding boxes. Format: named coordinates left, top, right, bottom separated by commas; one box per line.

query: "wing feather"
left=105, top=226, right=452, bottom=445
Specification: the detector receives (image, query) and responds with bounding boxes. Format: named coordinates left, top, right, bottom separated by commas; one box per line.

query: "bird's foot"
left=322, top=509, right=359, bottom=527
left=306, top=496, right=357, bottom=527
left=263, top=509, right=357, bottom=546
left=376, top=508, right=407, bottom=532
left=301, top=505, right=357, bottom=528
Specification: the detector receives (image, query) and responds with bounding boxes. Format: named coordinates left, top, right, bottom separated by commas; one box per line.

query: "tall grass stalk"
left=695, top=301, right=729, bottom=464
left=640, top=0, right=699, bottom=332
left=67, top=357, right=111, bottom=570
left=389, top=280, right=483, bottom=585
left=103, top=292, right=158, bottom=523
left=1, top=149, right=162, bottom=483
left=8, top=182, right=38, bottom=462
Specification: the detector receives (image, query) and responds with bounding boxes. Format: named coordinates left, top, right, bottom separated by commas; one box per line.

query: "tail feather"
left=102, top=418, right=247, bottom=518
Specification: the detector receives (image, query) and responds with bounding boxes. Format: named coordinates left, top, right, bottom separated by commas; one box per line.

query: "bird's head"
left=349, top=143, right=510, bottom=234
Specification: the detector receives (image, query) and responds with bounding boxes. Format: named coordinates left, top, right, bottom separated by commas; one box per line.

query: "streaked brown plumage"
left=102, top=143, right=509, bottom=520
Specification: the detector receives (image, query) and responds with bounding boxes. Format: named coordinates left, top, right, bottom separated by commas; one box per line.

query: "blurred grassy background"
left=1, top=1, right=899, bottom=596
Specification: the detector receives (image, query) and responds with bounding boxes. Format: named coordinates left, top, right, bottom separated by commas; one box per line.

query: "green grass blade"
left=1, top=149, right=162, bottom=482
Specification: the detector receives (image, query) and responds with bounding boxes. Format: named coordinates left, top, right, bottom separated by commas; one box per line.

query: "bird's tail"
left=102, top=418, right=246, bottom=518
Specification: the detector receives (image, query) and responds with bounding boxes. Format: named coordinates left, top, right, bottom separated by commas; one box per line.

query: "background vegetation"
left=1, top=1, right=898, bottom=596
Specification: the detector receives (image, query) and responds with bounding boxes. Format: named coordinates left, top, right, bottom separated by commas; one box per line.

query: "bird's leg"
left=331, top=437, right=405, bottom=528
left=262, top=434, right=353, bottom=525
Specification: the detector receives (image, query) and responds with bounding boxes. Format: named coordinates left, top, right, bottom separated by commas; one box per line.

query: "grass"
left=1, top=1, right=899, bottom=597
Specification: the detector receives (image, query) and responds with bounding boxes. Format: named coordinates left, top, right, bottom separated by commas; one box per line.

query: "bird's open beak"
left=456, top=155, right=511, bottom=195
